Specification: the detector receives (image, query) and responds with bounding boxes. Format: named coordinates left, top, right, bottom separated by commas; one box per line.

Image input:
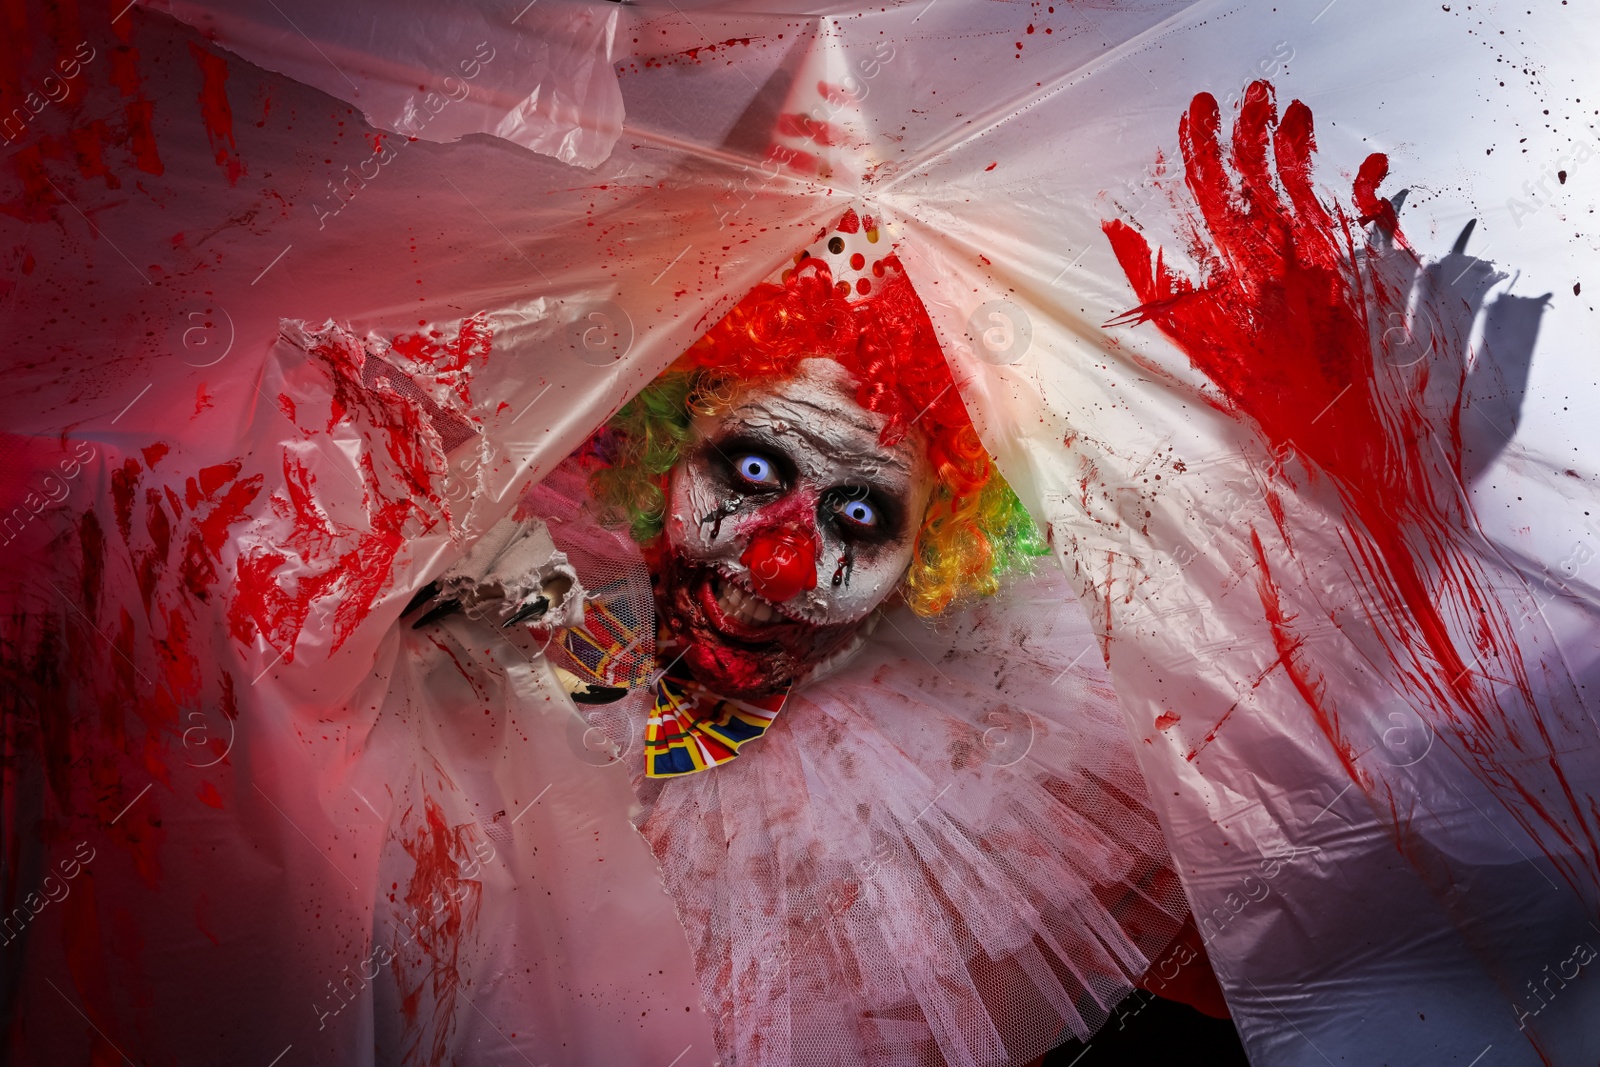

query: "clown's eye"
left=732, top=453, right=781, bottom=489
left=833, top=495, right=878, bottom=529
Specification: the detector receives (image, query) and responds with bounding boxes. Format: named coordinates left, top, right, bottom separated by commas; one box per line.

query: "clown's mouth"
left=660, top=558, right=854, bottom=699
left=695, top=569, right=805, bottom=643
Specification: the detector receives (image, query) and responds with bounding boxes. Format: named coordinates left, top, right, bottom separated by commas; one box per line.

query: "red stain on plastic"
left=1105, top=80, right=1600, bottom=901
left=189, top=43, right=244, bottom=183
left=392, top=796, right=481, bottom=1067
left=180, top=462, right=263, bottom=599
left=230, top=316, right=490, bottom=660
left=110, top=47, right=163, bottom=176
left=1249, top=530, right=1362, bottom=782
left=70, top=120, right=119, bottom=188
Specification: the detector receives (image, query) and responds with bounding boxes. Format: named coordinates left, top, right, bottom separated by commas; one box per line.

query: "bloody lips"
left=656, top=552, right=858, bottom=699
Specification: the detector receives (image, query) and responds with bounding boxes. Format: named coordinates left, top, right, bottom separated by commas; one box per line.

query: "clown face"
left=659, top=358, right=934, bottom=698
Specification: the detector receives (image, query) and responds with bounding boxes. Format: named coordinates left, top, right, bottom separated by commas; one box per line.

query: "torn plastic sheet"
left=2, top=1, right=1600, bottom=1065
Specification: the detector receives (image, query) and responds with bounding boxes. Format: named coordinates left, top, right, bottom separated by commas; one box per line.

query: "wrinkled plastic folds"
left=143, top=0, right=624, bottom=166
left=3, top=1, right=1600, bottom=1065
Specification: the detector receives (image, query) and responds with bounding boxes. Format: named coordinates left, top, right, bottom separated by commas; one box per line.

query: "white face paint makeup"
left=655, top=359, right=934, bottom=698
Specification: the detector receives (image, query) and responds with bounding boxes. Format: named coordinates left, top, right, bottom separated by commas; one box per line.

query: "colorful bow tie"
left=644, top=669, right=788, bottom=778
left=549, top=598, right=789, bottom=777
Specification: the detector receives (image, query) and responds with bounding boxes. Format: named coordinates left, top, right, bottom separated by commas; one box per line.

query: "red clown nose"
left=739, top=530, right=817, bottom=603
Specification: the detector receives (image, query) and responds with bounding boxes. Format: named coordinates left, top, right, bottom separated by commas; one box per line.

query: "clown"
left=590, top=252, right=1042, bottom=694
left=631, top=354, right=937, bottom=701
left=411, top=245, right=1043, bottom=777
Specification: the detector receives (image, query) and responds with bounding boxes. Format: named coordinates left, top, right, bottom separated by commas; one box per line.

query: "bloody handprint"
left=1103, top=80, right=1600, bottom=913
left=1102, top=81, right=1407, bottom=495
left=1101, top=81, right=1495, bottom=722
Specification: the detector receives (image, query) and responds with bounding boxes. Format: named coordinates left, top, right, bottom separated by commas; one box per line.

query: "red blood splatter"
left=837, top=208, right=860, bottom=233
left=43, top=0, right=81, bottom=62
left=5, top=486, right=195, bottom=1064
left=388, top=313, right=492, bottom=412
left=109, top=47, right=141, bottom=97
left=392, top=796, right=481, bottom=1067
left=196, top=462, right=235, bottom=499
left=775, top=112, right=833, bottom=148
left=425, top=635, right=490, bottom=704
left=1154, top=711, right=1180, bottom=730
left=124, top=98, right=163, bottom=175
left=227, top=457, right=338, bottom=658
left=141, top=442, right=168, bottom=468
left=110, top=47, right=162, bottom=175
left=134, top=488, right=171, bottom=612
left=180, top=462, right=264, bottom=598
left=156, top=607, right=202, bottom=704
left=231, top=316, right=489, bottom=659
left=1352, top=152, right=1399, bottom=236
left=766, top=143, right=817, bottom=175
left=187, top=43, right=244, bottom=184
left=1249, top=530, right=1361, bottom=780
left=219, top=670, right=238, bottom=721
left=1104, top=80, right=1600, bottom=905
left=196, top=781, right=224, bottom=808
left=1184, top=657, right=1270, bottom=763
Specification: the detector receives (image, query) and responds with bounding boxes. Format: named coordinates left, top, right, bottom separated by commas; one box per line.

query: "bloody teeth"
left=714, top=573, right=777, bottom=626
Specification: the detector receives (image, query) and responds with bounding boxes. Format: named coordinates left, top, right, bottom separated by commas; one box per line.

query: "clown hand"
left=402, top=515, right=585, bottom=633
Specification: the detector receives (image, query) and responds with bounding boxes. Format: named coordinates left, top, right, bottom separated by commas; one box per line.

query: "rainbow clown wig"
left=587, top=256, right=1045, bottom=617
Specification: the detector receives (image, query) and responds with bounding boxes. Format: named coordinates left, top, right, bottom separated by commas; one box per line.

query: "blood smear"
left=1104, top=80, right=1600, bottom=901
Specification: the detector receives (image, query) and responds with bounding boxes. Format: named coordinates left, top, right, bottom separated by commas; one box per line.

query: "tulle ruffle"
left=523, top=457, right=1188, bottom=1066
